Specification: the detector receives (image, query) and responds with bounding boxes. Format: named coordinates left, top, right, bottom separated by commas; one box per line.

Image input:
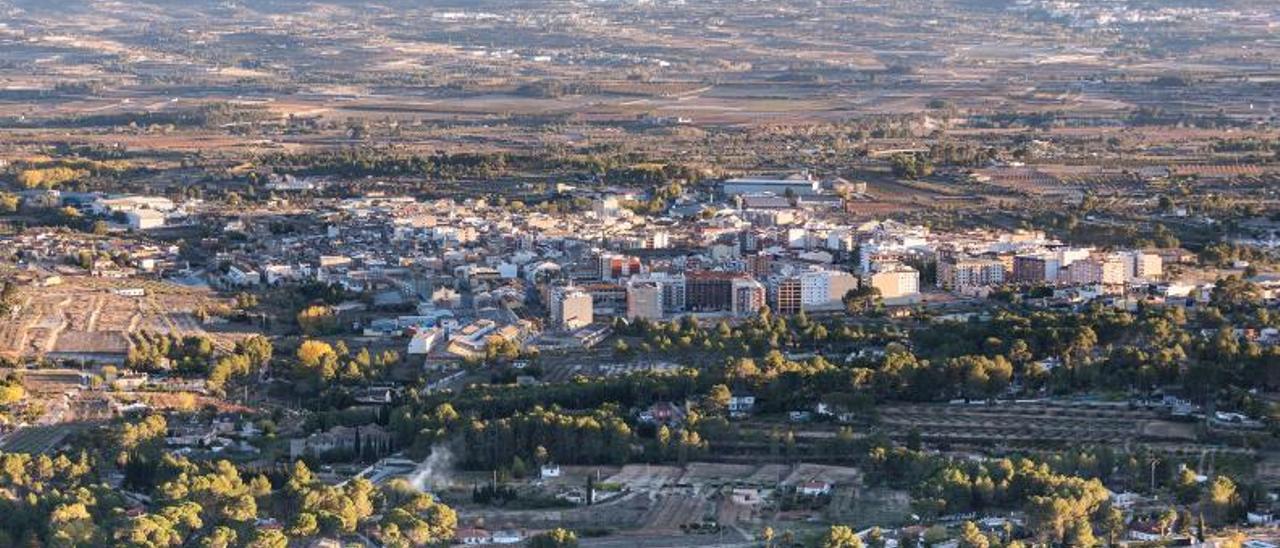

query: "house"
left=289, top=424, right=393, bottom=459
left=798, top=480, right=833, bottom=496
left=456, top=528, right=491, bottom=545
left=226, top=264, right=261, bottom=286
left=1247, top=512, right=1277, bottom=526
left=407, top=328, right=444, bottom=355
left=490, top=530, right=523, bottom=544
left=540, top=464, right=562, bottom=479
left=556, top=489, right=588, bottom=505
left=1128, top=521, right=1163, bottom=542
left=638, top=401, right=686, bottom=425
left=728, top=394, right=756, bottom=418
left=732, top=488, right=763, bottom=506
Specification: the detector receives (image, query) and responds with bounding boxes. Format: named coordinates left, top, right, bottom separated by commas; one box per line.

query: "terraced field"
left=0, top=276, right=235, bottom=360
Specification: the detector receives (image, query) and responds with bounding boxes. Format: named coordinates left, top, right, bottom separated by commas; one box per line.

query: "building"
left=1012, top=254, right=1052, bottom=285
left=288, top=424, right=393, bottom=459
left=599, top=252, right=643, bottom=281
left=551, top=287, right=593, bottom=330
left=799, top=481, right=834, bottom=496
left=1124, top=251, right=1163, bottom=281
left=868, top=265, right=920, bottom=299
left=1012, top=248, right=1091, bottom=285
left=799, top=268, right=859, bottom=311
left=457, top=529, right=492, bottom=545
left=407, top=328, right=444, bottom=355
left=723, top=172, right=822, bottom=196
left=731, top=277, right=766, bottom=317
left=938, top=256, right=1006, bottom=290
left=685, top=271, right=740, bottom=312
left=728, top=394, right=756, bottom=418
left=125, top=209, right=166, bottom=230
left=772, top=276, right=803, bottom=316
left=1066, top=255, right=1127, bottom=286
left=626, top=280, right=664, bottom=321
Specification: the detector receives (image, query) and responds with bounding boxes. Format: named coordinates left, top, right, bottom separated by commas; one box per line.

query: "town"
left=0, top=0, right=1279, bottom=547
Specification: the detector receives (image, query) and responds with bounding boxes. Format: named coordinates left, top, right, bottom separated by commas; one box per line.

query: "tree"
left=707, top=384, right=732, bottom=414
left=1175, top=468, right=1201, bottom=503
left=0, top=192, right=18, bottom=213
left=866, top=527, right=886, bottom=548
left=1101, top=505, right=1126, bottom=545
left=1157, top=507, right=1178, bottom=537
left=760, top=526, right=776, bottom=548
left=289, top=512, right=319, bottom=537
left=1205, top=475, right=1241, bottom=525
left=843, top=286, right=882, bottom=315
left=1065, top=517, right=1098, bottom=548
left=238, top=336, right=273, bottom=369
left=819, top=525, right=864, bottom=548
left=48, top=503, right=97, bottom=547
left=296, top=305, right=337, bottom=335
left=296, top=340, right=338, bottom=381
left=527, top=528, right=579, bottom=548
left=198, top=527, right=238, bottom=548
left=245, top=530, right=288, bottom=548
left=958, top=521, right=990, bottom=548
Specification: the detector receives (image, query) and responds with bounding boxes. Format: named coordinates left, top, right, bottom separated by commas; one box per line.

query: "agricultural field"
left=0, top=276, right=239, bottom=361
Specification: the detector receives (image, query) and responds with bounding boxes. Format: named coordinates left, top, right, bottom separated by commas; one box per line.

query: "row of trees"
left=293, top=339, right=401, bottom=391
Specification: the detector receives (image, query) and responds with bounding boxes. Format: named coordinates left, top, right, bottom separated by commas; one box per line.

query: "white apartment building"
left=799, top=269, right=860, bottom=311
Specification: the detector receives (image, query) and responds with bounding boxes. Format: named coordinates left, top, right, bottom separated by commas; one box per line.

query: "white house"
left=799, top=481, right=833, bottom=496
left=407, top=328, right=444, bottom=355
left=540, top=464, right=562, bottom=479
left=490, top=530, right=523, bottom=544
left=456, top=528, right=491, bottom=545
left=728, top=394, right=756, bottom=417
left=226, top=264, right=261, bottom=286
left=126, top=209, right=166, bottom=230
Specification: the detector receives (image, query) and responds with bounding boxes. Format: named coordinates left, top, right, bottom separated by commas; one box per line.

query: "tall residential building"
left=868, top=265, right=920, bottom=299
left=685, top=271, right=741, bottom=312
left=938, top=256, right=1006, bottom=290
left=1012, top=248, right=1091, bottom=285
left=1012, top=254, right=1052, bottom=285
left=626, top=281, right=664, bottom=321
left=1065, top=256, right=1127, bottom=286
left=599, top=252, right=643, bottom=281
left=771, top=276, right=803, bottom=316
left=731, top=278, right=767, bottom=317
left=551, top=287, right=594, bottom=330
left=630, top=272, right=687, bottom=313
left=806, top=269, right=859, bottom=309
left=1123, top=251, right=1163, bottom=281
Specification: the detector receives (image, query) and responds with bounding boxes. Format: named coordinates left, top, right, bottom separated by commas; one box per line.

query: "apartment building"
left=550, top=287, right=594, bottom=330
left=731, top=278, right=767, bottom=317
left=938, top=256, right=1006, bottom=290
left=626, top=280, right=664, bottom=321
left=867, top=264, right=920, bottom=299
